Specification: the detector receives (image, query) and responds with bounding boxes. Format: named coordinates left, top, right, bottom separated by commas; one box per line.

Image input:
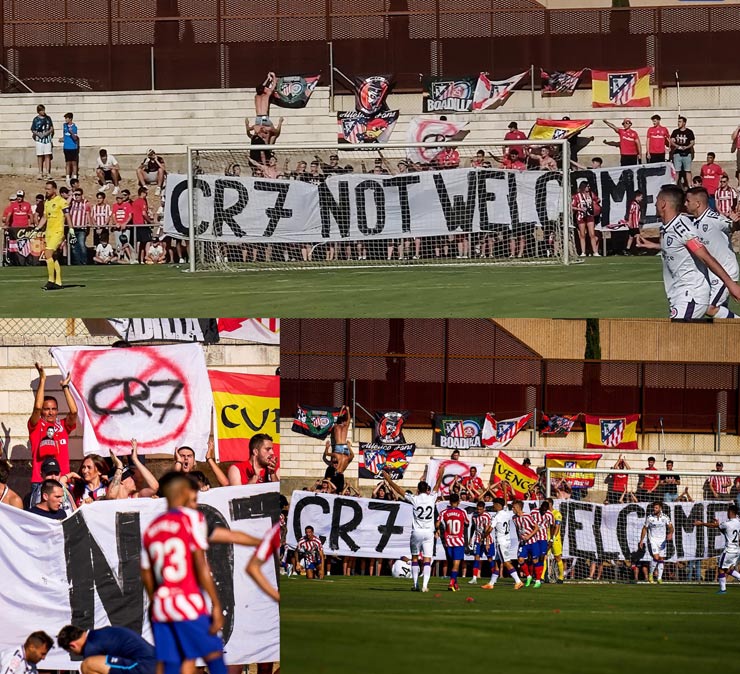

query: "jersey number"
left=445, top=519, right=462, bottom=536
left=502, top=521, right=510, bottom=536
left=149, top=538, right=188, bottom=583
left=732, top=531, right=739, bottom=544
left=416, top=505, right=433, bottom=520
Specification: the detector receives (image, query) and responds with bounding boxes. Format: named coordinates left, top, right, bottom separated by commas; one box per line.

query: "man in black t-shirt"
left=28, top=479, right=66, bottom=520
left=670, top=116, right=695, bottom=187
left=659, top=459, right=681, bottom=502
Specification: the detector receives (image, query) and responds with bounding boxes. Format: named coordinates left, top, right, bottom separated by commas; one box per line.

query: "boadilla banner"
left=432, top=414, right=486, bottom=449
left=422, top=76, right=477, bottom=113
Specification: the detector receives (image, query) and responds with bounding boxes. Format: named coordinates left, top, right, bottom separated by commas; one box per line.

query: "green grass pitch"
left=281, top=575, right=740, bottom=674
left=0, top=256, right=719, bottom=317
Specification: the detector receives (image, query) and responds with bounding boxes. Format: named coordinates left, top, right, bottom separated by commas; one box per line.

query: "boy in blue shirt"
left=62, top=112, right=80, bottom=185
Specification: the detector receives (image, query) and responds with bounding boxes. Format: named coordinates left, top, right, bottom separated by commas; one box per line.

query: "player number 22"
left=416, top=505, right=433, bottom=520
left=150, top=538, right=188, bottom=583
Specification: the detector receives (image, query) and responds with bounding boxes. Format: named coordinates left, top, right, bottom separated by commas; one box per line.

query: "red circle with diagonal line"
left=72, top=346, right=192, bottom=452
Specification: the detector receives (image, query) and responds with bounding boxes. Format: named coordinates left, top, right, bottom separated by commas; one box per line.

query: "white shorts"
left=35, top=141, right=53, bottom=156
left=709, top=281, right=729, bottom=308
left=144, top=170, right=159, bottom=184
left=669, top=300, right=709, bottom=320
left=719, top=549, right=740, bottom=569
left=647, top=537, right=667, bottom=557
left=410, top=530, right=435, bottom=558
left=495, top=538, right=515, bottom=562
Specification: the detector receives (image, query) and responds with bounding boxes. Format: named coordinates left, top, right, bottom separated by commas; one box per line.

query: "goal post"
left=168, top=139, right=573, bottom=272
left=545, top=466, right=738, bottom=583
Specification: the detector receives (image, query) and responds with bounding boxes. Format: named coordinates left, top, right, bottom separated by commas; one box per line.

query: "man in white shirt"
left=639, top=501, right=674, bottom=584
left=481, top=498, right=524, bottom=590
left=0, top=632, right=53, bottom=674
left=684, top=187, right=740, bottom=318
left=695, top=504, right=740, bottom=593
left=637, top=184, right=740, bottom=320
left=95, top=148, right=121, bottom=194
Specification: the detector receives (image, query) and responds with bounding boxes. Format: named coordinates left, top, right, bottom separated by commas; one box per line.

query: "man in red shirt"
left=604, top=118, right=641, bottom=166
left=504, top=121, right=528, bottom=158
left=28, top=362, right=77, bottom=493
left=646, top=114, right=670, bottom=163
left=130, top=186, right=153, bottom=262
left=227, top=433, right=279, bottom=485
left=636, top=456, right=659, bottom=501
left=7, top=190, right=33, bottom=228
left=700, top=152, right=724, bottom=209
left=501, top=149, right=527, bottom=170
left=109, top=192, right=133, bottom=248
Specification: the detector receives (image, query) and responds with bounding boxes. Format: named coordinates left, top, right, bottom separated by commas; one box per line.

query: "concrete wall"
left=2, top=85, right=740, bottom=174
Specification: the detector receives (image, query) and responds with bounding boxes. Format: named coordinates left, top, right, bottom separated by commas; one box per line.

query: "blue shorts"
left=152, top=616, right=224, bottom=662
left=518, top=542, right=534, bottom=560
left=446, top=546, right=465, bottom=561
left=474, top=542, right=495, bottom=558
left=106, top=656, right=155, bottom=674
left=304, top=561, right=317, bottom=571
left=334, top=444, right=350, bottom=456
left=672, top=153, right=692, bottom=172
left=533, top=540, right=548, bottom=558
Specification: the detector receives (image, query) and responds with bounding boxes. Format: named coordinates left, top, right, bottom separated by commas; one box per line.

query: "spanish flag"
left=491, top=451, right=539, bottom=499
left=584, top=414, right=639, bottom=450
left=544, top=453, right=602, bottom=488
left=209, top=370, right=280, bottom=462
left=528, top=118, right=593, bottom=141
left=592, top=67, right=652, bottom=108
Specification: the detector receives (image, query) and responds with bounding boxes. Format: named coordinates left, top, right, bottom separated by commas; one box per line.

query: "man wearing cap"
left=319, top=153, right=346, bottom=175
left=110, top=189, right=133, bottom=249
left=28, top=457, right=76, bottom=516
left=646, top=114, right=670, bottom=163
left=504, top=121, right=527, bottom=157
left=136, top=149, right=166, bottom=197
left=604, top=118, right=641, bottom=166
left=709, top=462, right=732, bottom=500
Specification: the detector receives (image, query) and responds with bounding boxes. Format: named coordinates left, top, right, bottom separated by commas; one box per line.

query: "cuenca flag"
left=490, top=451, right=539, bottom=499
left=209, top=370, right=280, bottom=463
left=544, top=453, right=602, bottom=488
left=472, top=71, right=528, bottom=111
left=217, top=318, right=280, bottom=345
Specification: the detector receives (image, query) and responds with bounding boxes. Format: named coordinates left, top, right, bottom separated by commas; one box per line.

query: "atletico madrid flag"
left=528, top=118, right=593, bottom=141
left=209, top=370, right=280, bottom=462
left=481, top=413, right=532, bottom=448
left=584, top=414, right=639, bottom=449
left=591, top=67, right=652, bottom=108
left=540, top=69, right=584, bottom=96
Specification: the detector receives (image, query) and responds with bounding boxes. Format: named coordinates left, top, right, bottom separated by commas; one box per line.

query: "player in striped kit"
left=481, top=499, right=524, bottom=590
left=468, top=501, right=495, bottom=585
left=695, top=504, right=740, bottom=594
left=530, top=501, right=554, bottom=588
left=714, top=174, right=737, bottom=218
left=639, top=501, right=674, bottom=584
left=296, top=525, right=325, bottom=579
left=685, top=187, right=740, bottom=318
left=512, top=500, right=541, bottom=587
left=437, top=493, right=469, bottom=592
left=140, top=472, right=226, bottom=674
left=247, top=522, right=281, bottom=602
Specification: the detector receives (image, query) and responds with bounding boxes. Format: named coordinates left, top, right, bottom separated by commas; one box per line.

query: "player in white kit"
left=637, top=185, right=740, bottom=319
left=639, top=501, right=674, bottom=584
left=695, top=504, right=740, bottom=593
left=481, top=498, right=524, bottom=590
left=384, top=472, right=443, bottom=592
left=684, top=187, right=740, bottom=318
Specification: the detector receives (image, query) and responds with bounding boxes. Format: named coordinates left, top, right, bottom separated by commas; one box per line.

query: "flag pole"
left=530, top=64, right=535, bottom=108
left=675, top=70, right=681, bottom=117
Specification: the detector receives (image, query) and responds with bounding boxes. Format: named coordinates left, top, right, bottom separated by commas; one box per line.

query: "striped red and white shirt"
left=714, top=186, right=737, bottom=217
left=296, top=535, right=323, bottom=564
left=710, top=473, right=732, bottom=495
left=439, top=506, right=469, bottom=547
left=91, top=203, right=112, bottom=227
left=254, top=522, right=281, bottom=563
left=514, top=512, right=538, bottom=540
left=68, top=198, right=91, bottom=229
left=627, top=200, right=641, bottom=229
left=141, top=507, right=210, bottom=623
left=530, top=510, right=554, bottom=542
left=472, top=511, right=493, bottom=545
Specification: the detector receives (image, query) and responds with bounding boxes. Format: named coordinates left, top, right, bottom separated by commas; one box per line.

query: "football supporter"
left=646, top=114, right=669, bottom=163
left=500, top=149, right=526, bottom=170
left=0, top=460, right=22, bottom=509
left=572, top=181, right=600, bottom=257
left=68, top=454, right=109, bottom=505
left=326, top=405, right=353, bottom=473
left=670, top=117, right=696, bottom=186
left=30, top=104, right=54, bottom=180
left=469, top=501, right=495, bottom=585
left=714, top=174, right=737, bottom=217
left=694, top=504, right=740, bottom=593
left=29, top=479, right=67, bottom=520
left=28, top=362, right=76, bottom=495
left=684, top=187, right=739, bottom=318
left=95, top=149, right=121, bottom=193
left=227, top=433, right=279, bottom=485
left=6, top=191, right=33, bottom=229
left=136, top=149, right=166, bottom=196
left=57, top=625, right=156, bottom=674
left=512, top=499, right=541, bottom=587
left=321, top=449, right=345, bottom=493
left=254, top=71, right=277, bottom=128
left=461, top=466, right=485, bottom=501
left=732, top=125, right=740, bottom=186
left=61, top=112, right=80, bottom=184
left=36, top=180, right=71, bottom=291
left=636, top=185, right=740, bottom=320
left=140, top=472, right=226, bottom=674
left=537, top=146, right=558, bottom=171
left=437, top=493, right=469, bottom=592
left=603, top=118, right=641, bottom=166
left=481, top=499, right=524, bottom=590
left=504, top=121, right=527, bottom=156
left=635, top=456, right=659, bottom=501
left=106, top=439, right=160, bottom=499
left=0, top=631, right=53, bottom=674
left=173, top=440, right=229, bottom=486
left=28, top=457, right=76, bottom=515
left=110, top=190, right=133, bottom=248
left=296, top=525, right=325, bottom=579
left=639, top=501, right=674, bottom=583
left=709, top=461, right=732, bottom=500
left=659, top=460, right=681, bottom=503
left=700, top=153, right=724, bottom=208
left=68, top=186, right=92, bottom=265
left=94, top=232, right=115, bottom=264
left=623, top=191, right=643, bottom=255
left=131, top=186, right=153, bottom=263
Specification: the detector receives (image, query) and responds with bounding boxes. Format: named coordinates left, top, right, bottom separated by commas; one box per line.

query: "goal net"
left=165, top=140, right=574, bottom=271
left=545, top=466, right=739, bottom=583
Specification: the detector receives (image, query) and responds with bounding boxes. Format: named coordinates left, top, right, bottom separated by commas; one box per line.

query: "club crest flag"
left=422, top=76, right=477, bottom=113
left=539, top=413, right=579, bottom=437
left=427, top=458, right=484, bottom=496
left=50, top=344, right=212, bottom=459
left=217, top=318, right=280, bottom=345
left=472, top=71, right=528, bottom=111
left=405, top=117, right=470, bottom=164
left=432, top=414, right=486, bottom=450
left=592, top=67, right=652, bottom=108
left=337, top=110, right=398, bottom=144
left=373, top=410, right=409, bottom=445
left=358, top=442, right=416, bottom=480
left=545, top=453, right=602, bottom=488
left=271, top=74, right=320, bottom=108
left=584, top=414, right=640, bottom=449
left=491, top=451, right=539, bottom=499
left=292, top=404, right=340, bottom=440
left=540, top=69, right=584, bottom=97
left=208, top=370, right=280, bottom=463
left=528, top=118, right=593, bottom=141
left=482, top=413, right=532, bottom=448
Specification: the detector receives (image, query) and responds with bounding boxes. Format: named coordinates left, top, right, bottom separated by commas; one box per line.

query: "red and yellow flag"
left=584, top=414, right=639, bottom=450
left=528, top=118, right=592, bottom=141
left=491, top=451, right=539, bottom=499
left=545, top=453, right=602, bottom=488
left=592, top=67, right=652, bottom=108
left=208, top=370, right=280, bottom=463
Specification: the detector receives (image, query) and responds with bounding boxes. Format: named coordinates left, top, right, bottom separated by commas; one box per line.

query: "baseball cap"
left=16, top=190, right=24, bottom=197
left=41, top=457, right=61, bottom=476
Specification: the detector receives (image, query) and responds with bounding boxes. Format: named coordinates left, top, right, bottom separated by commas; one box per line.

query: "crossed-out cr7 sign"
left=50, top=344, right=212, bottom=458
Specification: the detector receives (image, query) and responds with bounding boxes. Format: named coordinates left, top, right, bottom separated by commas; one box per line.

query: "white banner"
left=50, top=344, right=212, bottom=459
left=287, top=491, right=731, bottom=563
left=164, top=168, right=563, bottom=244
left=217, top=318, right=280, bottom=345
left=0, top=484, right=280, bottom=668
left=108, top=318, right=209, bottom=343
left=426, top=458, right=484, bottom=496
